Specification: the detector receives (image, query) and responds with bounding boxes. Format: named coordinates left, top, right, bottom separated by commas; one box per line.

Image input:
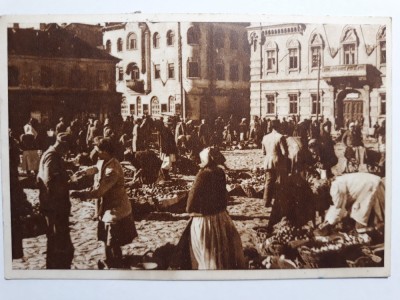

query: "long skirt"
left=190, top=211, right=246, bottom=270
left=21, top=150, right=40, bottom=172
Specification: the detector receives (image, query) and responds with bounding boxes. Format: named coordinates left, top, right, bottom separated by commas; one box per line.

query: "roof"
left=8, top=25, right=120, bottom=62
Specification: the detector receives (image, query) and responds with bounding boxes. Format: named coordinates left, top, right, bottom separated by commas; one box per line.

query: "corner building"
left=248, top=23, right=387, bottom=131
left=103, top=22, right=250, bottom=121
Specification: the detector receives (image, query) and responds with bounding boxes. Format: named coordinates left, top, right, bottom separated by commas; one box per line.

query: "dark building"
left=8, top=24, right=122, bottom=133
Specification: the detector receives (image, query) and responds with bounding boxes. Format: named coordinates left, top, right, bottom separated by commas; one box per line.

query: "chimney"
left=13, top=23, right=19, bottom=29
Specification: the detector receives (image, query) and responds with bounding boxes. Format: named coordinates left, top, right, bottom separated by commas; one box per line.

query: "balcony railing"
left=322, top=64, right=368, bottom=79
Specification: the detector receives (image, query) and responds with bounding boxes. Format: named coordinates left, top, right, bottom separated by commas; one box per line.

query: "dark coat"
left=186, top=166, right=227, bottom=215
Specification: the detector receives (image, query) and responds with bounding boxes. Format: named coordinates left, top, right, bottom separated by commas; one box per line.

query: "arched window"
left=168, top=96, right=175, bottom=113
left=187, top=26, right=200, bottom=45
left=230, top=31, right=238, bottom=50
left=105, top=40, right=111, bottom=53
left=126, top=63, right=140, bottom=80
left=340, top=27, right=359, bottom=65
left=127, top=32, right=137, bottom=50
left=151, top=96, right=160, bottom=115
left=121, top=97, right=128, bottom=116
left=377, top=26, right=386, bottom=66
left=8, top=65, right=19, bottom=87
left=166, top=30, right=175, bottom=46
left=265, top=41, right=278, bottom=73
left=117, top=38, right=123, bottom=52
left=286, top=39, right=300, bottom=71
left=309, top=33, right=325, bottom=69
left=136, top=97, right=142, bottom=115
left=153, top=32, right=160, bottom=48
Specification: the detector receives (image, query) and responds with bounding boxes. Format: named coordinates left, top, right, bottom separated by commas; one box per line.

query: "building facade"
left=102, top=22, right=251, bottom=121
left=248, top=23, right=387, bottom=130
left=8, top=24, right=122, bottom=133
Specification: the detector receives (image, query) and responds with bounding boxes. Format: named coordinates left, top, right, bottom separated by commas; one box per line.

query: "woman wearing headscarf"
left=71, top=137, right=137, bottom=269
left=173, top=147, right=245, bottom=270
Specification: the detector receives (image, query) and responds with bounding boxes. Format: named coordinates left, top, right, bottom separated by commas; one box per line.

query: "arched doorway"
left=335, top=89, right=363, bottom=128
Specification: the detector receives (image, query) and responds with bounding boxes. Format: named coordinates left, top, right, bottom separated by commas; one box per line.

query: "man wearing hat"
left=37, top=132, right=74, bottom=269
left=342, top=122, right=365, bottom=172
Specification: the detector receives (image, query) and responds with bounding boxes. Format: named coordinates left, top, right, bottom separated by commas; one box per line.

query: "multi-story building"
left=102, top=22, right=250, bottom=121
left=8, top=24, right=122, bottom=132
left=63, top=23, right=104, bottom=49
left=248, top=23, right=387, bottom=130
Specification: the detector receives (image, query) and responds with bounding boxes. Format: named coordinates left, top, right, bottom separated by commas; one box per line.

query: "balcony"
left=322, top=64, right=382, bottom=87
left=322, top=64, right=368, bottom=80
left=126, top=79, right=144, bottom=93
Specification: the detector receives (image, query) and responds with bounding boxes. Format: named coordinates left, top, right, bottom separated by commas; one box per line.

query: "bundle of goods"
left=226, top=168, right=265, bottom=198
left=298, top=232, right=372, bottom=268
left=256, top=218, right=313, bottom=257
left=127, top=180, right=190, bottom=216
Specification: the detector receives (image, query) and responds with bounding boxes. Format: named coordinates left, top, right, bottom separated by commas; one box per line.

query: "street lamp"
left=316, top=50, right=321, bottom=121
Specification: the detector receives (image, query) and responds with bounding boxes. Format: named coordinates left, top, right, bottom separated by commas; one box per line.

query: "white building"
left=247, top=23, right=387, bottom=130
left=103, top=22, right=251, bottom=121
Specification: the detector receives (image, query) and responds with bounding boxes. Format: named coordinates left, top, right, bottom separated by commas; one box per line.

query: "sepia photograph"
left=0, top=12, right=392, bottom=281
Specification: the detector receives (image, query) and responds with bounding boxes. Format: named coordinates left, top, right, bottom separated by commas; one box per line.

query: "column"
left=363, top=84, right=371, bottom=128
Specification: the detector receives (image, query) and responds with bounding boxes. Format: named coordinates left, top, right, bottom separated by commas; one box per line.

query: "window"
left=289, top=48, right=298, bottom=69
left=287, top=39, right=300, bottom=71
left=341, top=28, right=358, bottom=65
left=266, top=94, right=275, bottom=114
left=188, top=59, right=200, bottom=78
left=380, top=94, right=386, bottom=115
left=8, top=66, right=19, bottom=87
left=127, top=33, right=137, bottom=50
left=311, top=94, right=321, bottom=115
left=309, top=33, right=324, bottom=69
left=311, top=46, right=322, bottom=68
left=243, top=65, right=250, bottom=81
left=117, top=38, right=123, bottom=52
left=167, top=30, right=175, bottom=46
left=130, top=104, right=135, bottom=115
left=230, top=31, right=238, bottom=50
left=136, top=97, right=142, bottom=115
left=378, top=26, right=386, bottom=66
left=214, top=29, right=224, bottom=49
left=380, top=41, right=386, bottom=65
left=106, top=40, right=111, bottom=53
left=126, top=63, right=140, bottom=80
left=169, top=96, right=175, bottom=113
left=96, top=70, right=107, bottom=89
left=168, top=63, right=175, bottom=79
left=118, top=67, right=124, bottom=81
left=187, top=26, right=200, bottom=45
left=40, top=66, right=52, bottom=87
left=267, top=50, right=276, bottom=71
left=230, top=64, right=239, bottom=81
left=70, top=67, right=83, bottom=88
left=154, top=64, right=161, bottom=79
left=121, top=97, right=128, bottom=116
left=343, top=44, right=356, bottom=65
left=216, top=61, right=225, bottom=80
left=289, top=94, right=298, bottom=114
left=151, top=97, right=160, bottom=115
left=153, top=32, right=160, bottom=48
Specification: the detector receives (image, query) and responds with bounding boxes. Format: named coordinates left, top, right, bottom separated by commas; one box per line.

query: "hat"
left=308, top=138, right=317, bottom=147
left=56, top=132, right=72, bottom=145
left=349, top=122, right=355, bottom=128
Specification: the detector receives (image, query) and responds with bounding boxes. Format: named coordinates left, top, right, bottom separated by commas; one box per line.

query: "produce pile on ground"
left=226, top=168, right=265, bottom=198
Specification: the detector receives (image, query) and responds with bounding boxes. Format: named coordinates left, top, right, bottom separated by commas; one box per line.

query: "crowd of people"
left=9, top=112, right=386, bottom=270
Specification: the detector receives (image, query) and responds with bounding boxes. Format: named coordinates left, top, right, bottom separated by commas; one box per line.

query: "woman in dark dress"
left=176, top=147, right=245, bottom=269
